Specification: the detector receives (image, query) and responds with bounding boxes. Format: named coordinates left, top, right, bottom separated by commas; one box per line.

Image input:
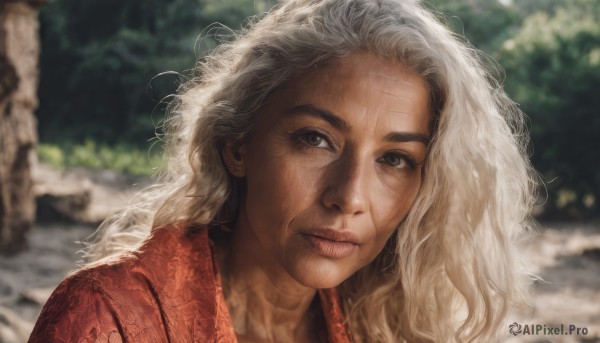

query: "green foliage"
left=37, top=142, right=165, bottom=176
left=426, top=0, right=519, bottom=54
left=38, top=0, right=272, bottom=146
left=37, top=144, right=65, bottom=169
left=500, top=3, right=600, bottom=216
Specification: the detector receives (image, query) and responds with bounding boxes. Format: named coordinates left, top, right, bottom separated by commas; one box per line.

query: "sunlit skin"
left=219, top=53, right=431, bottom=342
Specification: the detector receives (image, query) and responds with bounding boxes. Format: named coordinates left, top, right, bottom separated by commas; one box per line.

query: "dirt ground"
left=502, top=223, right=600, bottom=343
left=0, top=166, right=598, bottom=343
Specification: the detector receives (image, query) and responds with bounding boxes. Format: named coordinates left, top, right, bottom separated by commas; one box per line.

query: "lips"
left=300, top=228, right=360, bottom=258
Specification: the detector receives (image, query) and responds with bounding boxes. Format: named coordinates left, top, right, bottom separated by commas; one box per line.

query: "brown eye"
left=378, top=152, right=415, bottom=170
left=385, top=153, right=403, bottom=167
left=291, top=128, right=336, bottom=151
left=306, top=133, right=323, bottom=146
left=301, top=132, right=329, bottom=148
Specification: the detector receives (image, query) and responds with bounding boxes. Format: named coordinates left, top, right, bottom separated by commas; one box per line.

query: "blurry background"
left=0, top=0, right=598, bottom=342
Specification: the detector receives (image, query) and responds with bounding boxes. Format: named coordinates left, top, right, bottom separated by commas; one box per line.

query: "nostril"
left=321, top=184, right=368, bottom=215
left=320, top=154, right=370, bottom=215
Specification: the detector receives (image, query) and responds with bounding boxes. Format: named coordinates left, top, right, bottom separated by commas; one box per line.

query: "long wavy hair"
left=85, top=0, right=537, bottom=341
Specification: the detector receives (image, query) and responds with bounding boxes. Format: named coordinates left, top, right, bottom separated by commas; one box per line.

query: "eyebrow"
left=285, top=103, right=430, bottom=146
left=384, top=132, right=430, bottom=146
left=285, top=104, right=351, bottom=131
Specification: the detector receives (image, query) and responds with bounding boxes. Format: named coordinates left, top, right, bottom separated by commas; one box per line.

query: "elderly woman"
left=29, top=0, right=535, bottom=342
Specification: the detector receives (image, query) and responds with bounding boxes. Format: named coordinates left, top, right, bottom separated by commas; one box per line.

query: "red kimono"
left=28, top=224, right=352, bottom=342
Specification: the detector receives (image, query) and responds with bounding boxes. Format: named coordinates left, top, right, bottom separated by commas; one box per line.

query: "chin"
left=285, top=258, right=354, bottom=289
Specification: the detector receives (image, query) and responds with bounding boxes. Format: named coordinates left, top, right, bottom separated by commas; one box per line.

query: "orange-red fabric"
left=28, top=224, right=352, bottom=342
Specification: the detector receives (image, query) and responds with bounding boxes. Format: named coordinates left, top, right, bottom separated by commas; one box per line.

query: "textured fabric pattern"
left=29, top=224, right=352, bottom=342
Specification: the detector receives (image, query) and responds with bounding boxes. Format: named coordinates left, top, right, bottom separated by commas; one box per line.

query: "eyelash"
left=377, top=152, right=417, bottom=171
left=292, top=128, right=337, bottom=151
left=291, top=128, right=418, bottom=172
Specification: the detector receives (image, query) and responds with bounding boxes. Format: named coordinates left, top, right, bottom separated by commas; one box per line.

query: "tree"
left=500, top=3, right=600, bottom=217
left=0, top=0, right=45, bottom=254
left=37, top=0, right=267, bottom=146
left=425, top=0, right=518, bottom=54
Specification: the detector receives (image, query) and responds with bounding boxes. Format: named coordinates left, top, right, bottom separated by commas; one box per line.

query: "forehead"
left=303, top=54, right=424, bottom=89
left=268, top=53, right=431, bottom=136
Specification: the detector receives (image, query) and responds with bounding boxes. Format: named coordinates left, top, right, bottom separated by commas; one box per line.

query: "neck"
left=214, top=218, right=322, bottom=342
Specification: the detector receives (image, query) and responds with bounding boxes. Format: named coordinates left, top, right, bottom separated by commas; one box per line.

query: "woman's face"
left=230, top=53, right=431, bottom=288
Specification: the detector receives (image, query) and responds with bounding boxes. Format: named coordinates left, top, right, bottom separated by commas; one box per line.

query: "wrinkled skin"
left=222, top=53, right=431, bottom=342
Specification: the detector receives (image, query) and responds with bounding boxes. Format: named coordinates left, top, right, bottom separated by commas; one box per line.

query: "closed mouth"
left=299, top=228, right=360, bottom=258
left=300, top=228, right=360, bottom=245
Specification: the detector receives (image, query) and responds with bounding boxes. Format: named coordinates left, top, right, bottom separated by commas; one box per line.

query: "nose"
left=321, top=153, right=370, bottom=216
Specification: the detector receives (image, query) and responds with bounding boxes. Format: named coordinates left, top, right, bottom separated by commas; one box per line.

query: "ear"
left=222, top=142, right=246, bottom=177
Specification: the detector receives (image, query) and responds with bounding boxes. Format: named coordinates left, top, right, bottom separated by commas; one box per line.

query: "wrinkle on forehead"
left=285, top=53, right=431, bottom=137
left=358, top=67, right=429, bottom=135
left=373, top=68, right=429, bottom=114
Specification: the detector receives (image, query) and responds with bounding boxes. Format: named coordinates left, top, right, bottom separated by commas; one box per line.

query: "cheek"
left=370, top=174, right=422, bottom=243
left=244, top=152, right=324, bottom=227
